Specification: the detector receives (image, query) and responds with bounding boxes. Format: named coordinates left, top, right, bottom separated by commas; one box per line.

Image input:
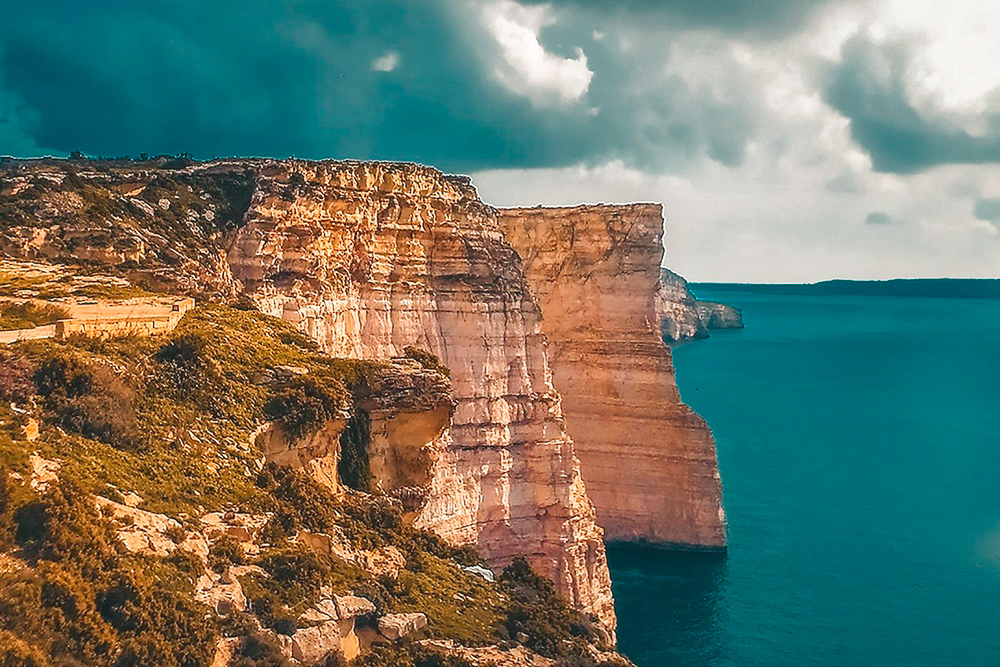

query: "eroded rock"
left=377, top=612, right=427, bottom=640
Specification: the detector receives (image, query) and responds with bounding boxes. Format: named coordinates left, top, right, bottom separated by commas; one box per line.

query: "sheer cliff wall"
left=223, top=160, right=616, bottom=632
left=498, top=204, right=727, bottom=548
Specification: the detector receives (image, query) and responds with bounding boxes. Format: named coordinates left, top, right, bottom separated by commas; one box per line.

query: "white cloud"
left=481, top=0, right=593, bottom=105
left=371, top=50, right=400, bottom=72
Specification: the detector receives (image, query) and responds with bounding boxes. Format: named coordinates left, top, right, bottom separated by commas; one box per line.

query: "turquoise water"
left=607, top=290, right=1000, bottom=666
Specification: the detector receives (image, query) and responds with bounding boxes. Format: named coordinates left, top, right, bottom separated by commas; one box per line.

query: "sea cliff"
left=0, top=156, right=730, bottom=662
left=499, top=205, right=726, bottom=547
left=657, top=268, right=743, bottom=342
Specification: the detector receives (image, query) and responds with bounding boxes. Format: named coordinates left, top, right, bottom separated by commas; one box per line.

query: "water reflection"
left=607, top=544, right=728, bottom=666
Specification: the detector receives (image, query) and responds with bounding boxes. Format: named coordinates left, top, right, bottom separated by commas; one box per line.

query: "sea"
left=607, top=287, right=1000, bottom=666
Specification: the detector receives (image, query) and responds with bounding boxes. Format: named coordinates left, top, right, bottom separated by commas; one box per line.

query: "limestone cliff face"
left=657, top=268, right=743, bottom=342
left=224, top=161, right=616, bottom=632
left=657, top=268, right=709, bottom=342
left=498, top=205, right=726, bottom=548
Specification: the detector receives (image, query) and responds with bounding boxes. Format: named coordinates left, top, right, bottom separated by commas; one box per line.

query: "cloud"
left=0, top=0, right=764, bottom=173
left=975, top=198, right=1000, bottom=222
left=482, top=1, right=593, bottom=105
left=823, top=31, right=1000, bottom=173
left=371, top=51, right=400, bottom=72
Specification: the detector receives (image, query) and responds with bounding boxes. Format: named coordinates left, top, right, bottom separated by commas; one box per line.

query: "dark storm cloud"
left=824, top=33, right=1000, bottom=174
left=974, top=198, right=1000, bottom=222
left=0, top=0, right=763, bottom=172
left=521, top=0, right=858, bottom=36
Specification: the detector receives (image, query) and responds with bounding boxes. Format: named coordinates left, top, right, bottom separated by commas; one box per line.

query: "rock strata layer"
left=224, top=160, right=616, bottom=633
left=499, top=205, right=726, bottom=547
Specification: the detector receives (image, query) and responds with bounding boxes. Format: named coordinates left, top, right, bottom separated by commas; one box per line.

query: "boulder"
left=29, top=454, right=59, bottom=490
left=378, top=612, right=428, bottom=640
left=195, top=567, right=247, bottom=615
left=291, top=622, right=343, bottom=664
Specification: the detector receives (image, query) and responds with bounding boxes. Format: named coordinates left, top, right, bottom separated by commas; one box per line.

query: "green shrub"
left=208, top=534, right=247, bottom=573
left=402, top=347, right=450, bottom=378
left=0, top=479, right=217, bottom=666
left=0, top=629, right=50, bottom=666
left=229, top=631, right=293, bottom=666
left=354, top=639, right=472, bottom=667
left=499, top=557, right=602, bottom=660
left=0, top=351, right=35, bottom=403
left=264, top=375, right=345, bottom=440
left=0, top=301, right=69, bottom=331
left=337, top=410, right=371, bottom=492
left=34, top=353, right=137, bottom=449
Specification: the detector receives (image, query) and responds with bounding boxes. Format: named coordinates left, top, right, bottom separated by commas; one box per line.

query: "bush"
left=403, top=347, right=450, bottom=378
left=0, top=629, right=49, bottom=666
left=34, top=353, right=137, bottom=449
left=229, top=632, right=292, bottom=666
left=264, top=375, right=344, bottom=440
left=354, top=640, right=472, bottom=667
left=0, top=301, right=69, bottom=331
left=208, top=534, right=247, bottom=573
left=500, top=557, right=601, bottom=659
left=0, top=351, right=35, bottom=403
left=0, top=479, right=218, bottom=666
left=337, top=410, right=371, bottom=492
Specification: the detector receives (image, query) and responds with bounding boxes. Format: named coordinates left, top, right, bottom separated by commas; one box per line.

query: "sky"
left=2, top=0, right=999, bottom=281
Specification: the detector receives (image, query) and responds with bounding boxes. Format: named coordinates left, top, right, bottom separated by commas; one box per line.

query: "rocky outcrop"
left=696, top=300, right=743, bottom=330
left=293, top=595, right=376, bottom=662
left=224, top=160, right=616, bottom=634
left=377, top=612, right=428, bottom=640
left=498, top=205, right=726, bottom=548
left=657, top=268, right=743, bottom=342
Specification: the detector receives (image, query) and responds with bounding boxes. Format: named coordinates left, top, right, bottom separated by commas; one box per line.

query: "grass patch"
left=0, top=300, right=69, bottom=330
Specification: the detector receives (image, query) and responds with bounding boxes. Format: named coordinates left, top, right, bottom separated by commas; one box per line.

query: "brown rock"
left=21, top=418, right=39, bottom=442
left=290, top=622, right=343, bottom=664
left=499, top=204, right=727, bottom=548
left=94, top=496, right=183, bottom=557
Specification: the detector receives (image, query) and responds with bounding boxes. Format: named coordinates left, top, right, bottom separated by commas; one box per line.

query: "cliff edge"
left=499, top=205, right=727, bottom=548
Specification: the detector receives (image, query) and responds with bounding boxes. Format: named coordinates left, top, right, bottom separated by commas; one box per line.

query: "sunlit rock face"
left=225, top=160, right=616, bottom=634
left=498, top=204, right=727, bottom=549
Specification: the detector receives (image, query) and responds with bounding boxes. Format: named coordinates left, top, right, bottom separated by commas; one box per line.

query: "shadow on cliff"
left=607, top=544, right=728, bottom=665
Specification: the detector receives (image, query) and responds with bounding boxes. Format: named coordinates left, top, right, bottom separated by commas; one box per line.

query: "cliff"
left=0, top=157, right=733, bottom=661
left=223, top=160, right=616, bottom=633
left=499, top=205, right=727, bottom=547
left=657, top=268, right=743, bottom=342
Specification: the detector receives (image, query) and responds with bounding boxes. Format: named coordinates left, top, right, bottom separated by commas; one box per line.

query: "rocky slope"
left=0, top=299, right=625, bottom=666
left=657, top=268, right=743, bottom=342
left=499, top=205, right=727, bottom=547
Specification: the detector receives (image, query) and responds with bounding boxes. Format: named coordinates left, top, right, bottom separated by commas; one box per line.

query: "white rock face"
left=225, top=160, right=616, bottom=636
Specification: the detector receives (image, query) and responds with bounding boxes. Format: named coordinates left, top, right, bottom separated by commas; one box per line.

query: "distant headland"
left=691, top=278, right=1000, bottom=300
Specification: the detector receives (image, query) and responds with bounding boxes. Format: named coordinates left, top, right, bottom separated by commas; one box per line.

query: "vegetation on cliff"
left=0, top=300, right=616, bottom=665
